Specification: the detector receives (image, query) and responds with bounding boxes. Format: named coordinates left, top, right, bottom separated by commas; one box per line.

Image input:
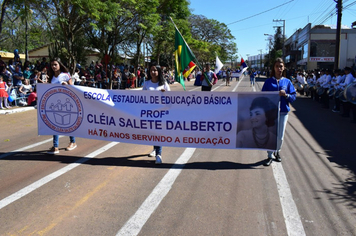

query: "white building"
left=248, top=53, right=267, bottom=70
left=284, top=23, right=356, bottom=71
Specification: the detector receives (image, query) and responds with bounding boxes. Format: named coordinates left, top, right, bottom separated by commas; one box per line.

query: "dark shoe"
left=263, top=158, right=273, bottom=166
left=274, top=152, right=282, bottom=162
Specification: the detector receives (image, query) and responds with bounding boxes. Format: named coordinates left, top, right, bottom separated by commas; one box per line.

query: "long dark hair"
left=270, top=57, right=286, bottom=78
left=147, top=62, right=165, bottom=86
left=48, top=57, right=69, bottom=82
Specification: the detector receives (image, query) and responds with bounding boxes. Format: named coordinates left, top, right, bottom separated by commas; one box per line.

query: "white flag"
left=215, top=56, right=223, bottom=74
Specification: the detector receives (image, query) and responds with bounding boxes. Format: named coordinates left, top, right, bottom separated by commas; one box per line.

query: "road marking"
left=0, top=136, right=63, bottom=159
left=116, top=148, right=196, bottom=236
left=37, top=177, right=111, bottom=235
left=0, top=142, right=118, bottom=210
left=232, top=75, right=244, bottom=92
left=212, top=82, right=225, bottom=91
left=272, top=163, right=306, bottom=236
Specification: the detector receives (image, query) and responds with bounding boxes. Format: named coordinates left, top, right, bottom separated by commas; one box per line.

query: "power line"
left=226, top=0, right=295, bottom=26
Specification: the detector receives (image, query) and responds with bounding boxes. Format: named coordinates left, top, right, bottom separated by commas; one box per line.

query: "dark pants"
left=321, top=89, right=329, bottom=108
left=334, top=96, right=340, bottom=111
left=201, top=86, right=212, bottom=91
left=341, top=101, right=351, bottom=117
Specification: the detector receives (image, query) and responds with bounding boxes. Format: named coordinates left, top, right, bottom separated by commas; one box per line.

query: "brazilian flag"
left=174, top=29, right=198, bottom=90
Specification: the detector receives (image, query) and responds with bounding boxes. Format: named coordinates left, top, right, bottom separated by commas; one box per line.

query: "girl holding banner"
left=143, top=63, right=171, bottom=164
left=262, top=58, right=296, bottom=166
left=47, top=58, right=77, bottom=155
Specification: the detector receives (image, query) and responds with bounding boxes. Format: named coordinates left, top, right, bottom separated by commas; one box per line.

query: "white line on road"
left=272, top=163, right=306, bottom=236
left=116, top=148, right=196, bottom=236
left=0, top=136, right=63, bottom=159
left=232, top=75, right=244, bottom=92
left=0, top=142, right=118, bottom=210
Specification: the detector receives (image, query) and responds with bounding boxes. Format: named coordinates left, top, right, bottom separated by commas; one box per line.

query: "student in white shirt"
left=143, top=63, right=170, bottom=164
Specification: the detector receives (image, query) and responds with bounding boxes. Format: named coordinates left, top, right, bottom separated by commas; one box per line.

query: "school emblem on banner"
left=39, top=86, right=84, bottom=133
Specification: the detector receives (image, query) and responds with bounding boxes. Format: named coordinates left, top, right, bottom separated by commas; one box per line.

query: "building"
left=248, top=53, right=267, bottom=70
left=284, top=23, right=356, bottom=71
left=29, top=44, right=101, bottom=67
left=29, top=44, right=133, bottom=67
left=0, top=51, right=25, bottom=61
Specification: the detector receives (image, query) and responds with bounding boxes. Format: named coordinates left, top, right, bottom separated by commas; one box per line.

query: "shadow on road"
left=0, top=151, right=266, bottom=171
left=291, top=95, right=356, bottom=209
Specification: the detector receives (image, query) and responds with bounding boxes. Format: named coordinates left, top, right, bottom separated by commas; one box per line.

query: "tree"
left=0, top=1, right=52, bottom=56
left=266, top=26, right=284, bottom=67
left=150, top=0, right=191, bottom=67
left=188, top=15, right=238, bottom=65
left=84, top=0, right=139, bottom=67
left=34, top=0, right=120, bottom=73
left=0, top=0, right=11, bottom=35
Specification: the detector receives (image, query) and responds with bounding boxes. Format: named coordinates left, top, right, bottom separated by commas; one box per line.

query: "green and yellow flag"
left=174, top=28, right=197, bottom=90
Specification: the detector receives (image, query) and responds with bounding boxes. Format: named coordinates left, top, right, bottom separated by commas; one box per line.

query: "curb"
left=0, top=106, right=36, bottom=115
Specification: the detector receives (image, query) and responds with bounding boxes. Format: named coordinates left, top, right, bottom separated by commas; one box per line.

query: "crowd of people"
left=0, top=55, right=175, bottom=108
left=291, top=66, right=356, bottom=123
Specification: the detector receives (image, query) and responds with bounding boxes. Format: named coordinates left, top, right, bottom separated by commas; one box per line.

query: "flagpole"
left=169, top=17, right=203, bottom=70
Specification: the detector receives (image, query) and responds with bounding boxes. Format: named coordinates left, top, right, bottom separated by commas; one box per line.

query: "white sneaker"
left=148, top=150, right=155, bottom=157
left=47, top=147, right=59, bottom=155
left=66, top=143, right=77, bottom=151
left=155, top=155, right=162, bottom=164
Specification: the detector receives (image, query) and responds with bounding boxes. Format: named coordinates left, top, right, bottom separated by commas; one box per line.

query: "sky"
left=189, top=0, right=356, bottom=61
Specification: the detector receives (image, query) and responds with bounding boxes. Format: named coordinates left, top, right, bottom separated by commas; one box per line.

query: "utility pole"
left=258, top=49, right=263, bottom=77
left=334, top=0, right=342, bottom=70
left=273, top=19, right=285, bottom=60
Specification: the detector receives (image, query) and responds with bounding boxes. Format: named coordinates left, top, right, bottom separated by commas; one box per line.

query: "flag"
left=215, top=56, right=223, bottom=74
left=240, top=58, right=248, bottom=73
left=174, top=28, right=197, bottom=90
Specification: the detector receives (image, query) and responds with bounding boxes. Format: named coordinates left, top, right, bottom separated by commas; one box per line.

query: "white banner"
left=37, top=84, right=280, bottom=150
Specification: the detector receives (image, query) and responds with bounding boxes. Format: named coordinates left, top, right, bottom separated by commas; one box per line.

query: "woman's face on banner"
left=250, top=107, right=267, bottom=128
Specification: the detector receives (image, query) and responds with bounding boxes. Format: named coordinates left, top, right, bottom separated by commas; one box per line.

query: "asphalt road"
left=1, top=75, right=355, bottom=236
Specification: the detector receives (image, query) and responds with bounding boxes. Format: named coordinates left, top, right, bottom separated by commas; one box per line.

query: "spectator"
left=39, top=67, right=49, bottom=83
left=112, top=70, right=121, bottom=89
left=0, top=75, right=10, bottom=109
left=18, top=79, right=32, bottom=105
left=23, top=66, right=32, bottom=80
left=27, top=86, right=37, bottom=106
left=30, top=70, right=41, bottom=88
left=12, top=66, right=24, bottom=88
left=72, top=68, right=81, bottom=85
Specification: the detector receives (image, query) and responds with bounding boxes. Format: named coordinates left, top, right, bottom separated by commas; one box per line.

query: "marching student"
left=47, top=58, right=77, bottom=155
left=143, top=62, right=170, bottom=164
left=200, top=63, right=218, bottom=91
left=261, top=58, right=296, bottom=166
left=338, top=67, right=355, bottom=117
left=320, top=69, right=332, bottom=109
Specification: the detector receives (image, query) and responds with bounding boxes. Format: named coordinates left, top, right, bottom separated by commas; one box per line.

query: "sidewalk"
left=0, top=106, right=36, bottom=115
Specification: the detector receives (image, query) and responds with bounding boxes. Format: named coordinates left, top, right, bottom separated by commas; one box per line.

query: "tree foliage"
left=0, top=0, right=239, bottom=72
left=189, top=15, right=238, bottom=64
left=265, top=26, right=284, bottom=69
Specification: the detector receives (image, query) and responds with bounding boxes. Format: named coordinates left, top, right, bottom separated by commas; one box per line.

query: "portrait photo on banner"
left=236, top=93, right=280, bottom=150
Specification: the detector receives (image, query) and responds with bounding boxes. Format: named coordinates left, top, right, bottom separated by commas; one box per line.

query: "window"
left=310, top=40, right=335, bottom=57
